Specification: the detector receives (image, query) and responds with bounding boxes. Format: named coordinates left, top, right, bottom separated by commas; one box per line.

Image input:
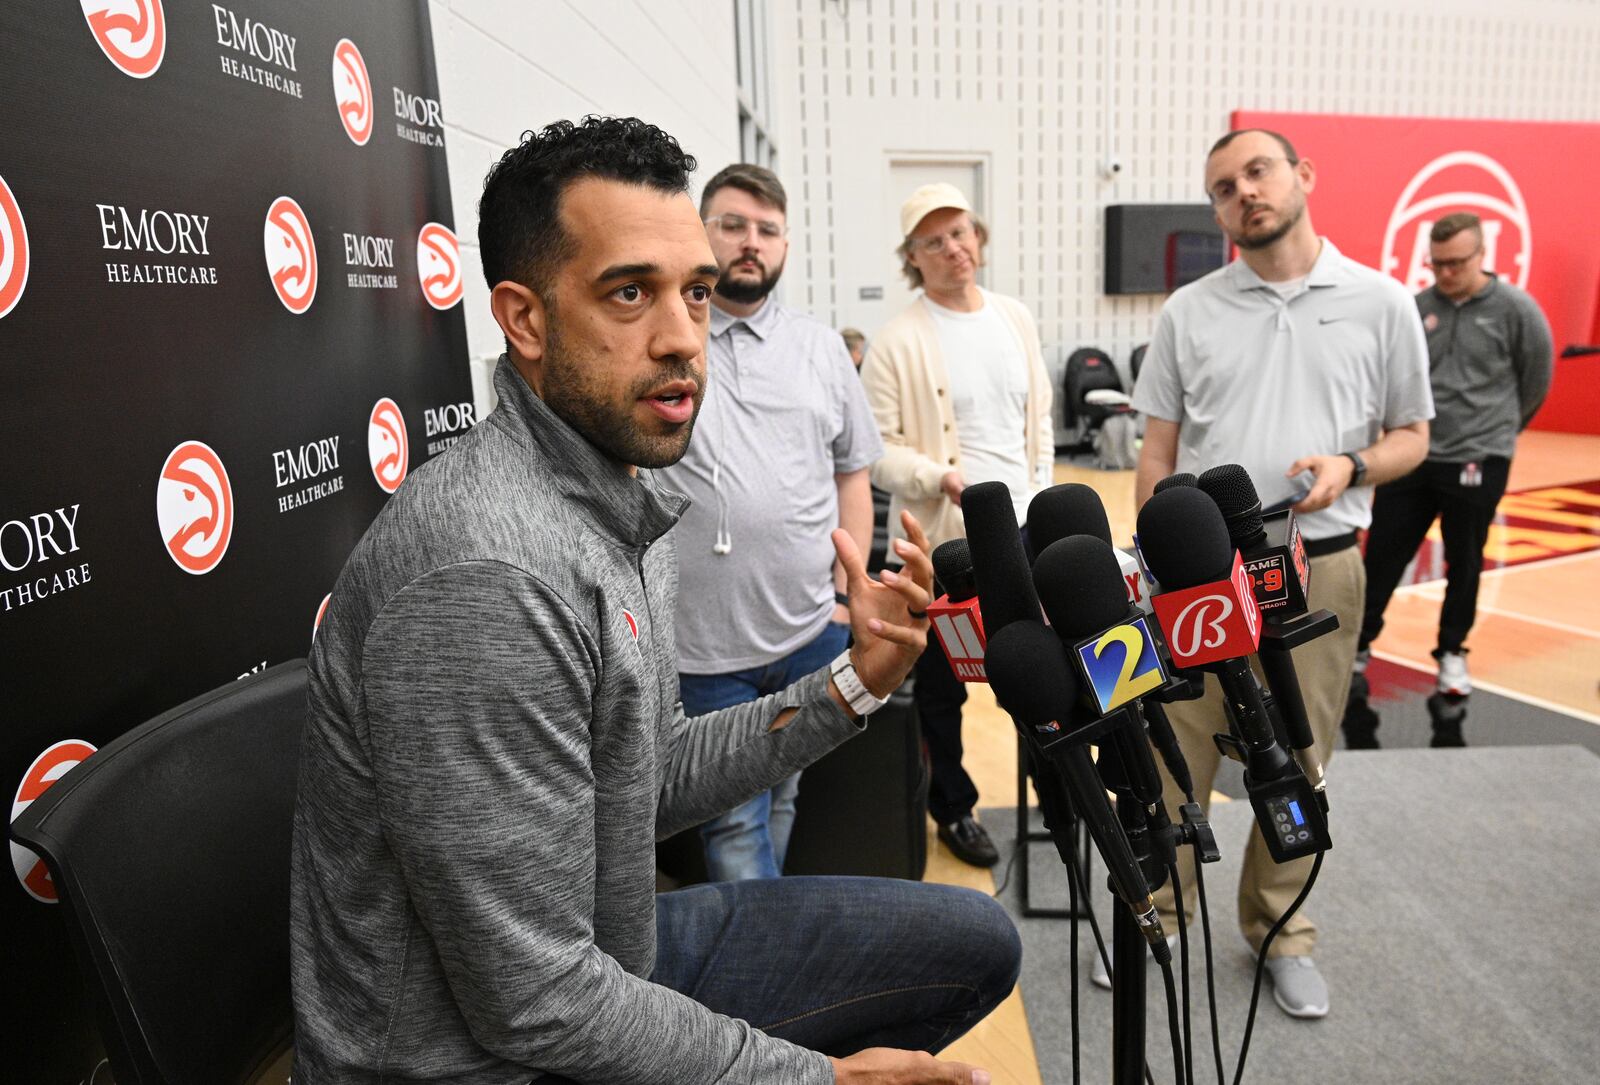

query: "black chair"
left=1061, top=347, right=1132, bottom=452
left=9, top=660, right=307, bottom=1085
left=1129, top=342, right=1149, bottom=386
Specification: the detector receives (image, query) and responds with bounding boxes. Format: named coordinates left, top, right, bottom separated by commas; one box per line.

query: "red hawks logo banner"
left=332, top=38, right=373, bottom=146
left=368, top=397, right=410, bottom=493
left=264, top=195, right=318, bottom=313
left=417, top=222, right=462, bottom=309
left=0, top=173, right=27, bottom=320
left=11, top=740, right=98, bottom=903
left=1233, top=112, right=1600, bottom=435
left=81, top=0, right=166, bottom=79
left=156, top=440, right=234, bottom=575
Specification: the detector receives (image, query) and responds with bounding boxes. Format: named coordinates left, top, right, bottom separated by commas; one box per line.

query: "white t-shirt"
left=924, top=291, right=1035, bottom=526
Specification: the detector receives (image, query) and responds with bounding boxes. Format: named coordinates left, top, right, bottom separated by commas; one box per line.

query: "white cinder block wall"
left=427, top=0, right=742, bottom=417
left=769, top=0, right=1600, bottom=433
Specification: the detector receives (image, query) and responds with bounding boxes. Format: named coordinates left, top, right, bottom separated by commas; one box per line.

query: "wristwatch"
left=830, top=650, right=889, bottom=717
left=1342, top=450, right=1368, bottom=487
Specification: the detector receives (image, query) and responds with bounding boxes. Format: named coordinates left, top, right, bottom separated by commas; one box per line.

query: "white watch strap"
left=830, top=650, right=888, bottom=717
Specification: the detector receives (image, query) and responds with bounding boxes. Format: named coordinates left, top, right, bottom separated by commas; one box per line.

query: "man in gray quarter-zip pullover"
left=1359, top=211, right=1553, bottom=711
left=290, top=117, right=1019, bottom=1085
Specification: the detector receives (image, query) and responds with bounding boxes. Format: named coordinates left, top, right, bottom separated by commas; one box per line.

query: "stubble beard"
left=540, top=310, right=704, bottom=469
left=1232, top=194, right=1306, bottom=252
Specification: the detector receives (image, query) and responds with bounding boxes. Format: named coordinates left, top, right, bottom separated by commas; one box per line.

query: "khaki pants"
left=1151, top=546, right=1364, bottom=958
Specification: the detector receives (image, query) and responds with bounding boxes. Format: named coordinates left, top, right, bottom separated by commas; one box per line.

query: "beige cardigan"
left=860, top=291, right=1054, bottom=555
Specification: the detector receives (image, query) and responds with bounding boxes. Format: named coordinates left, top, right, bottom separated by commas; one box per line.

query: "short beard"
left=540, top=308, right=703, bottom=469
left=714, top=259, right=783, bottom=304
left=1231, top=196, right=1305, bottom=252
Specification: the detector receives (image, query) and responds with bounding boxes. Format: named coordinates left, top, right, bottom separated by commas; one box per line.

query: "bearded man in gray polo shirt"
left=1130, top=128, right=1433, bottom=1019
left=1357, top=212, right=1553, bottom=727
left=655, top=164, right=883, bottom=882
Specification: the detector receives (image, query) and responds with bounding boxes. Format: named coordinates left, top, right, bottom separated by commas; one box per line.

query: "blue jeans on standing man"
left=679, top=621, right=851, bottom=881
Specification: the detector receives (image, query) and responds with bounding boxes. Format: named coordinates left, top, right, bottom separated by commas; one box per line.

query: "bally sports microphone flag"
left=0, top=2, right=471, bottom=1079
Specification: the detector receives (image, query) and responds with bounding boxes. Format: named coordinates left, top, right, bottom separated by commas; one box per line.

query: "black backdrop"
left=1, top=2, right=472, bottom=1077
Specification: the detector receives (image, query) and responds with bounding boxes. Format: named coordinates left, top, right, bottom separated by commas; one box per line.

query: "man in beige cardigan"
left=860, top=184, right=1054, bottom=868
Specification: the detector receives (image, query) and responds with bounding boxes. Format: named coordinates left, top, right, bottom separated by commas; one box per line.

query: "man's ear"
left=1296, top=157, right=1317, bottom=196
left=490, top=280, right=549, bottom=394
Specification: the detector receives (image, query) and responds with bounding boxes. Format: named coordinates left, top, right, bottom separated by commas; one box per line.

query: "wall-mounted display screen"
left=1104, top=204, right=1228, bottom=294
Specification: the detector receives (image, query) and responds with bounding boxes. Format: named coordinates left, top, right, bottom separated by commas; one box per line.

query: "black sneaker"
left=937, top=815, right=999, bottom=868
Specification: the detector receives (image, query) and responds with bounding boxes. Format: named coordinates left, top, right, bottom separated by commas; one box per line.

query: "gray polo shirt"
left=656, top=298, right=883, bottom=673
left=1416, top=274, right=1553, bottom=463
left=1133, top=239, right=1434, bottom=539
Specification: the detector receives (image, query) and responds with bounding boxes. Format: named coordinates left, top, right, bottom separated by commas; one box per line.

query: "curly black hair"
left=477, top=116, right=698, bottom=296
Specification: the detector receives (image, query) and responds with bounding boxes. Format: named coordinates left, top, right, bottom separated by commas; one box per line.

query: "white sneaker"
left=1089, top=932, right=1181, bottom=990
left=1265, top=955, right=1329, bottom=1019
left=1436, top=650, right=1472, bottom=696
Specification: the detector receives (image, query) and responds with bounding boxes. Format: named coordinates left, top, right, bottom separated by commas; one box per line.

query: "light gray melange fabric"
left=290, top=356, right=859, bottom=1084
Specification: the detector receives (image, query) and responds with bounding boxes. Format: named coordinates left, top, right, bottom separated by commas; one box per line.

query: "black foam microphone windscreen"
left=961, top=481, right=1040, bottom=639
left=931, top=539, right=977, bottom=602
left=1027, top=483, right=1113, bottom=553
left=1032, top=535, right=1131, bottom=640
left=1153, top=472, right=1199, bottom=493
left=984, top=620, right=1081, bottom=719
left=1197, top=463, right=1266, bottom=548
left=1136, top=486, right=1234, bottom=589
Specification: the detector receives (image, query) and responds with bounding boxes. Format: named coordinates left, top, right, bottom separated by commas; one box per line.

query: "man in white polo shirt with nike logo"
left=1130, top=128, right=1433, bottom=1018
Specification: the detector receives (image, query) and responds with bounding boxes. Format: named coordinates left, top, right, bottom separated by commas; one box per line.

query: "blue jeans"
left=680, top=622, right=851, bottom=880
left=537, top=877, right=1021, bottom=1081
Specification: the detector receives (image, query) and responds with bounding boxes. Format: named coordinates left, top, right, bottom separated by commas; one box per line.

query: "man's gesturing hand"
left=831, top=1047, right=991, bottom=1085
left=831, top=510, right=934, bottom=702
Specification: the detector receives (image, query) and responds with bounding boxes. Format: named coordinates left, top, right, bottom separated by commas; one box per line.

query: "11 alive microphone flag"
left=928, top=593, right=987, bottom=682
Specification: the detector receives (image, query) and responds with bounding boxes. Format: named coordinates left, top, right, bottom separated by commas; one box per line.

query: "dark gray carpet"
left=982, top=745, right=1600, bottom=1084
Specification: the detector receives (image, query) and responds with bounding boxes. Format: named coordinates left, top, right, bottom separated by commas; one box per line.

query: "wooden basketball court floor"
left=933, top=430, right=1600, bottom=1084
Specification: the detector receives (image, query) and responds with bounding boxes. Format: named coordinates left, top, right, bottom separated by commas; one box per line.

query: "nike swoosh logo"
left=1318, top=316, right=1346, bottom=324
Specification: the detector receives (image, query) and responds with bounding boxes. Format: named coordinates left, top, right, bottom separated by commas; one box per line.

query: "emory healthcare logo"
left=264, top=196, right=318, bottom=313
left=12, top=739, right=98, bottom=904
left=81, top=0, right=165, bottom=79
left=1382, top=151, right=1532, bottom=293
left=332, top=38, right=373, bottom=146
left=417, top=222, right=463, bottom=309
left=368, top=398, right=409, bottom=493
left=156, top=440, right=234, bottom=574
left=0, top=173, right=28, bottom=320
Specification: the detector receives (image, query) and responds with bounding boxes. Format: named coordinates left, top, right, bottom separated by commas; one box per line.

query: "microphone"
left=1153, top=471, right=1198, bottom=493
left=1196, top=464, right=1310, bottom=616
left=927, top=539, right=988, bottom=683
left=1197, top=465, right=1334, bottom=794
left=961, top=481, right=1041, bottom=640
left=1027, top=483, right=1112, bottom=553
left=1027, top=482, right=1154, bottom=614
left=1032, top=535, right=1195, bottom=802
left=986, top=620, right=1170, bottom=954
left=1137, top=487, right=1330, bottom=863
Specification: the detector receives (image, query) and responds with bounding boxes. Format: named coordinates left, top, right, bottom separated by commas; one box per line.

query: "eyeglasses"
left=704, top=213, right=786, bottom=241
left=1207, top=156, right=1291, bottom=205
left=1425, top=248, right=1482, bottom=273
left=908, top=223, right=974, bottom=255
